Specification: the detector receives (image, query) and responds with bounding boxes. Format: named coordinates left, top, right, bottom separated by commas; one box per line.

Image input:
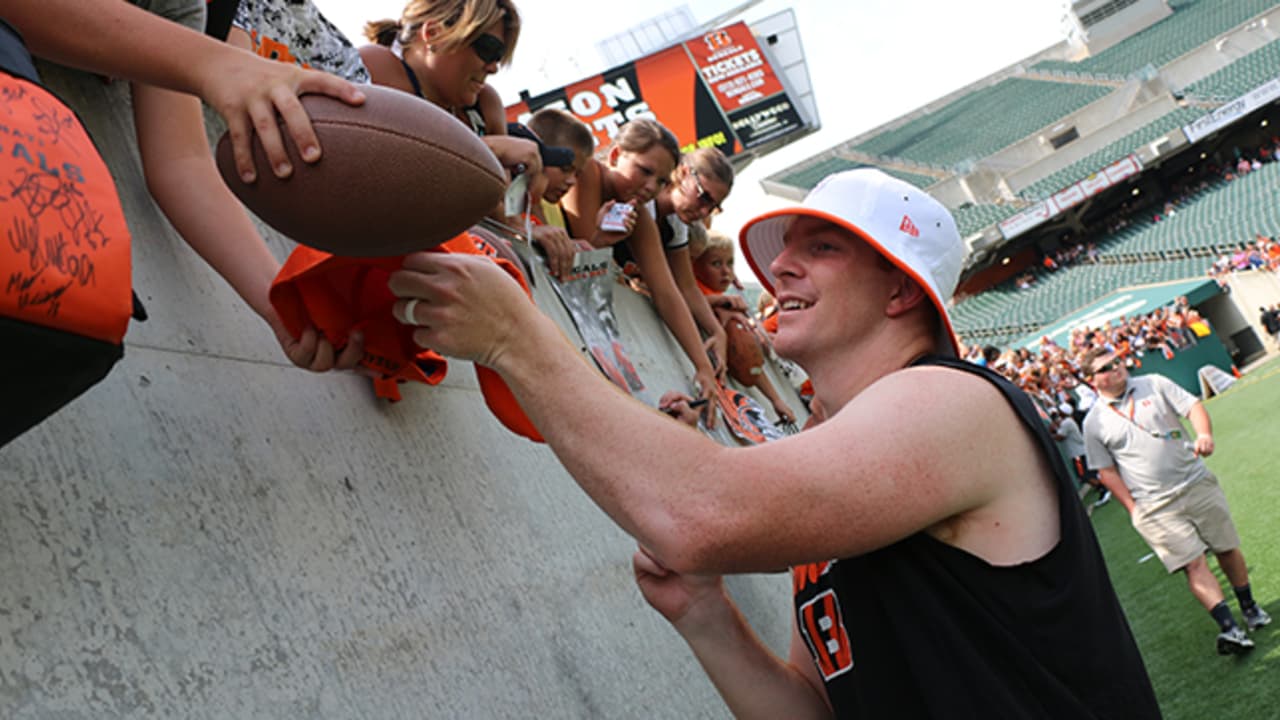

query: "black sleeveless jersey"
left=791, top=356, right=1160, bottom=719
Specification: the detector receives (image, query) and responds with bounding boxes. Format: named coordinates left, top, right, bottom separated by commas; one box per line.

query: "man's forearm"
left=1187, top=402, right=1212, bottom=438
left=491, top=314, right=730, bottom=570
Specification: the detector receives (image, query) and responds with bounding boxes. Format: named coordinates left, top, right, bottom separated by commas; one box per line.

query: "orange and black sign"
left=507, top=22, right=803, bottom=156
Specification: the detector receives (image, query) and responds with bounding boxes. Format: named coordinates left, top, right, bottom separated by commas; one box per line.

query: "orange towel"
left=269, top=232, right=544, bottom=442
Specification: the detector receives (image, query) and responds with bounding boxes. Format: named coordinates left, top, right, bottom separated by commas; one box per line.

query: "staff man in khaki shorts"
left=1082, top=348, right=1270, bottom=654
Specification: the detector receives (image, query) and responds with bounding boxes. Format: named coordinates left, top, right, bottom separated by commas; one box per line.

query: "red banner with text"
left=506, top=22, right=804, bottom=157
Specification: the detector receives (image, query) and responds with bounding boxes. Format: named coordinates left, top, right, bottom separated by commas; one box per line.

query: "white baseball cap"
left=739, top=168, right=965, bottom=356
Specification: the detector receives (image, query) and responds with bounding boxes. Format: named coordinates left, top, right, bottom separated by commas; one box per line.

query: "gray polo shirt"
left=1082, top=374, right=1209, bottom=503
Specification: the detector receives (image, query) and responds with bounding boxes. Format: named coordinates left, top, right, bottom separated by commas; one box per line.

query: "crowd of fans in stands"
left=1207, top=233, right=1280, bottom=285
left=957, top=295, right=1211, bottom=423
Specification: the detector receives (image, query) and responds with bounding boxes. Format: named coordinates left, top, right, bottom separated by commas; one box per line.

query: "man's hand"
left=531, top=225, right=579, bottom=280
left=202, top=58, right=366, bottom=183
left=633, top=546, right=725, bottom=627
left=1193, top=433, right=1214, bottom=457
left=388, top=252, right=534, bottom=368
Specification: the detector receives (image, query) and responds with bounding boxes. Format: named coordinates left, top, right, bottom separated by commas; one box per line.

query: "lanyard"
left=1107, top=392, right=1182, bottom=441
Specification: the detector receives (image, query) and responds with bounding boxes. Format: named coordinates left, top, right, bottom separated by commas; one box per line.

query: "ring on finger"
left=398, top=298, right=421, bottom=326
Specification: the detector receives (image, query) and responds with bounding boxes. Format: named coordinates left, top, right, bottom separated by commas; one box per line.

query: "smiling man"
left=388, top=169, right=1159, bottom=717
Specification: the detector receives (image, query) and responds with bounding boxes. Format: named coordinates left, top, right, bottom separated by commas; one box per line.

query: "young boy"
left=691, top=230, right=795, bottom=424
left=511, top=108, right=595, bottom=279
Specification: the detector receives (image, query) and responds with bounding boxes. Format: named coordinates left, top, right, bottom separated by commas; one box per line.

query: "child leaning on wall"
left=523, top=108, right=596, bottom=279
left=690, top=229, right=796, bottom=424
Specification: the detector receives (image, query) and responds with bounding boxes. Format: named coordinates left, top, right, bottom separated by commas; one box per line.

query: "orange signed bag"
left=0, top=21, right=142, bottom=446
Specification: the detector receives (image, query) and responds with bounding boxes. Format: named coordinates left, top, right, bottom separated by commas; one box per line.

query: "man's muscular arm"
left=387, top=253, right=1056, bottom=575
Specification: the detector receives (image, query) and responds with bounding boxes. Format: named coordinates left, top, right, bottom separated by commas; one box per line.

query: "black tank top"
left=792, top=356, right=1160, bottom=719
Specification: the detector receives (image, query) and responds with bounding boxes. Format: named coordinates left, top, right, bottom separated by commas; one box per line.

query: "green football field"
left=1088, top=358, right=1280, bottom=718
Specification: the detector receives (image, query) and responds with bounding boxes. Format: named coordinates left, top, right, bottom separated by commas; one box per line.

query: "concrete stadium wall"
left=0, top=62, right=803, bottom=719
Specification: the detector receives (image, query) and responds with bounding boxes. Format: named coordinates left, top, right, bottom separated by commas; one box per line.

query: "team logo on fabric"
left=899, top=215, right=920, bottom=238
left=798, top=589, right=854, bottom=680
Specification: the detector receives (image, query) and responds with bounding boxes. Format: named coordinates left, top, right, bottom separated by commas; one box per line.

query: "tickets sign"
left=506, top=22, right=803, bottom=157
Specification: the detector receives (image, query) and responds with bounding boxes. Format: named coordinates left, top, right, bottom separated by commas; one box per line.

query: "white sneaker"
left=1217, top=625, right=1255, bottom=655
left=1244, top=605, right=1271, bottom=631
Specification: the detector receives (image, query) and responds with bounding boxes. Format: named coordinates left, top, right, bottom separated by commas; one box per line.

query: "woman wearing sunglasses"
left=650, top=148, right=735, bottom=389
left=361, top=0, right=518, bottom=138
left=563, top=120, right=721, bottom=423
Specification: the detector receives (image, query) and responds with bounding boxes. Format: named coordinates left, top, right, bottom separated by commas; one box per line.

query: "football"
left=724, top=316, right=765, bottom=387
left=215, top=84, right=506, bottom=257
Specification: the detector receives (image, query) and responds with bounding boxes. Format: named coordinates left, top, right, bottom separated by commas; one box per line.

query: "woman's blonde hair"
left=364, top=0, right=521, bottom=66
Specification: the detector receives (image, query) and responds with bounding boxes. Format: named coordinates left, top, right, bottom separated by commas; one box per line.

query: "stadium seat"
left=852, top=78, right=1110, bottom=168
left=1184, top=39, right=1280, bottom=101
left=955, top=164, right=1280, bottom=345
left=1030, top=0, right=1278, bottom=78
left=1020, top=107, right=1203, bottom=200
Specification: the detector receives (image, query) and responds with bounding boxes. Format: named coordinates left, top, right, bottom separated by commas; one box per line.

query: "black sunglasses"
left=689, top=169, right=722, bottom=213
left=471, top=33, right=506, bottom=64
left=1092, top=359, right=1122, bottom=375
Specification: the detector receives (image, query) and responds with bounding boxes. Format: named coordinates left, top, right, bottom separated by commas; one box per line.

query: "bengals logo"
left=715, top=386, right=767, bottom=444
left=703, top=29, right=733, bottom=52
left=798, top=588, right=854, bottom=680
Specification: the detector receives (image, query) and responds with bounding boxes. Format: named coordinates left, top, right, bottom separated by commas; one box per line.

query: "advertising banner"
left=1183, top=77, right=1280, bottom=144
left=507, top=22, right=803, bottom=156
left=1001, top=154, right=1143, bottom=240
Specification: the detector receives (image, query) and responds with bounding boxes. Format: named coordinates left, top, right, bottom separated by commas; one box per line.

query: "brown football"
left=215, top=84, right=505, bottom=257
left=725, top=316, right=765, bottom=387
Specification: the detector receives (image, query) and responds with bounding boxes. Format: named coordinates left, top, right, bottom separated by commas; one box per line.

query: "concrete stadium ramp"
left=0, top=63, right=802, bottom=719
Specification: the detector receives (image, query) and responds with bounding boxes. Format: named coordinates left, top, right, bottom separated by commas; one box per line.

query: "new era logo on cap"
left=899, top=215, right=920, bottom=238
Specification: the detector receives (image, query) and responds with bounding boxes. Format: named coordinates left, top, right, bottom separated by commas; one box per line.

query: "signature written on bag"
left=1, top=72, right=132, bottom=344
